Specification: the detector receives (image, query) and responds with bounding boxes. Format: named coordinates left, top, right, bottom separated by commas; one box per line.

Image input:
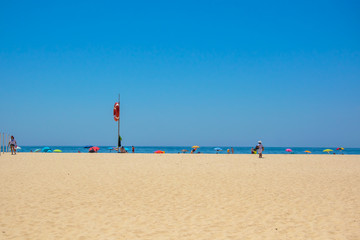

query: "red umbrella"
left=154, top=150, right=165, bottom=154
left=286, top=149, right=292, bottom=152
left=89, top=147, right=100, bottom=153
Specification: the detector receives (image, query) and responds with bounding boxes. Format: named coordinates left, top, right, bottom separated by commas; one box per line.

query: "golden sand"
left=0, top=153, right=359, bottom=240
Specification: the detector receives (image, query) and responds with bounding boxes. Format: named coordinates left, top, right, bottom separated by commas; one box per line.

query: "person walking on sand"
left=257, top=141, right=264, bottom=158
left=8, top=136, right=17, bottom=155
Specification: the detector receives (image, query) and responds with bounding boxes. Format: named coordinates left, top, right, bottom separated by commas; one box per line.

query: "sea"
left=12, top=146, right=360, bottom=155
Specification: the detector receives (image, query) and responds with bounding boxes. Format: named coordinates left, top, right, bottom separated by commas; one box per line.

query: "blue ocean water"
left=13, top=146, right=360, bottom=155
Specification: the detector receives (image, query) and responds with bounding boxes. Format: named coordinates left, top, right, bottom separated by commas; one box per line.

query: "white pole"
left=7, top=134, right=10, bottom=153
left=117, top=94, right=120, bottom=153
left=6, top=133, right=10, bottom=152
left=8, top=134, right=10, bottom=153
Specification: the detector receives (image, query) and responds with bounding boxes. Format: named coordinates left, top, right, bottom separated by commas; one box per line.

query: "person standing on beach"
left=231, top=147, right=234, bottom=154
left=257, top=141, right=264, bottom=158
left=8, top=136, right=17, bottom=155
left=132, top=146, right=135, bottom=153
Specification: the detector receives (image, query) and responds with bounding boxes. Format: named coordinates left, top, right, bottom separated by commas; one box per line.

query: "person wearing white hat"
left=257, top=141, right=264, bottom=158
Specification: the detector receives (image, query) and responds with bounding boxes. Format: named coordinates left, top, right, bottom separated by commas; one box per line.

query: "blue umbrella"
left=125, top=147, right=130, bottom=151
left=84, top=145, right=93, bottom=148
left=42, top=147, right=51, bottom=152
left=214, top=147, right=223, bottom=151
left=34, top=149, right=41, bottom=152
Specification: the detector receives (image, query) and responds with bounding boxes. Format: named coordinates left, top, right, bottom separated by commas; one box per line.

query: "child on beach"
left=251, top=148, right=256, bottom=154
left=8, top=136, right=17, bottom=155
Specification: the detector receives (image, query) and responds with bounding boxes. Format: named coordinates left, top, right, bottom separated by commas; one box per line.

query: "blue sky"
left=1, top=0, right=359, bottom=147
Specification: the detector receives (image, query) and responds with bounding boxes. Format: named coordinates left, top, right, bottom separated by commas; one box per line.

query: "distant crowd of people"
left=6, top=136, right=266, bottom=157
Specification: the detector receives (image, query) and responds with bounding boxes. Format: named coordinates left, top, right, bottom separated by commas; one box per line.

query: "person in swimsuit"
left=120, top=146, right=127, bottom=153
left=8, top=136, right=17, bottom=155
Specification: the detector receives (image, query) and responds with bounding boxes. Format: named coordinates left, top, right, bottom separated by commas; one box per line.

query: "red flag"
left=113, top=102, right=119, bottom=121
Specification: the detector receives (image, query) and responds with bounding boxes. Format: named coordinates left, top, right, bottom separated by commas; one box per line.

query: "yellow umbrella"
left=304, top=150, right=311, bottom=153
left=192, top=146, right=200, bottom=149
left=323, top=149, right=333, bottom=154
left=53, top=149, right=62, bottom=153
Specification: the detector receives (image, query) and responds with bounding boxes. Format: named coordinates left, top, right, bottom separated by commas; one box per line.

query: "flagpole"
left=118, top=94, right=120, bottom=153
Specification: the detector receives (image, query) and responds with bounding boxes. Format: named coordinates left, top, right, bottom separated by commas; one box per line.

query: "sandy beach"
left=0, top=153, right=359, bottom=240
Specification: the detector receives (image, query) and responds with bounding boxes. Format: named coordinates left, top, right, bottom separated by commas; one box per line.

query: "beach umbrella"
left=214, top=147, right=223, bottom=151
left=336, top=147, right=344, bottom=154
left=181, top=149, right=188, bottom=153
left=304, top=150, right=311, bottom=154
left=192, top=146, right=200, bottom=149
left=34, top=149, right=41, bottom=152
left=42, top=147, right=51, bottom=152
left=125, top=147, right=130, bottom=151
left=154, top=150, right=165, bottom=154
left=286, top=149, right=292, bottom=152
left=53, top=149, right=62, bottom=153
left=84, top=145, right=93, bottom=148
left=89, top=146, right=100, bottom=153
left=323, top=149, right=333, bottom=154
left=15, top=146, right=21, bottom=150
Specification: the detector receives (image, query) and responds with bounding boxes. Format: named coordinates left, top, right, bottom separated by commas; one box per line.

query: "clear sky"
left=1, top=0, right=359, bottom=147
